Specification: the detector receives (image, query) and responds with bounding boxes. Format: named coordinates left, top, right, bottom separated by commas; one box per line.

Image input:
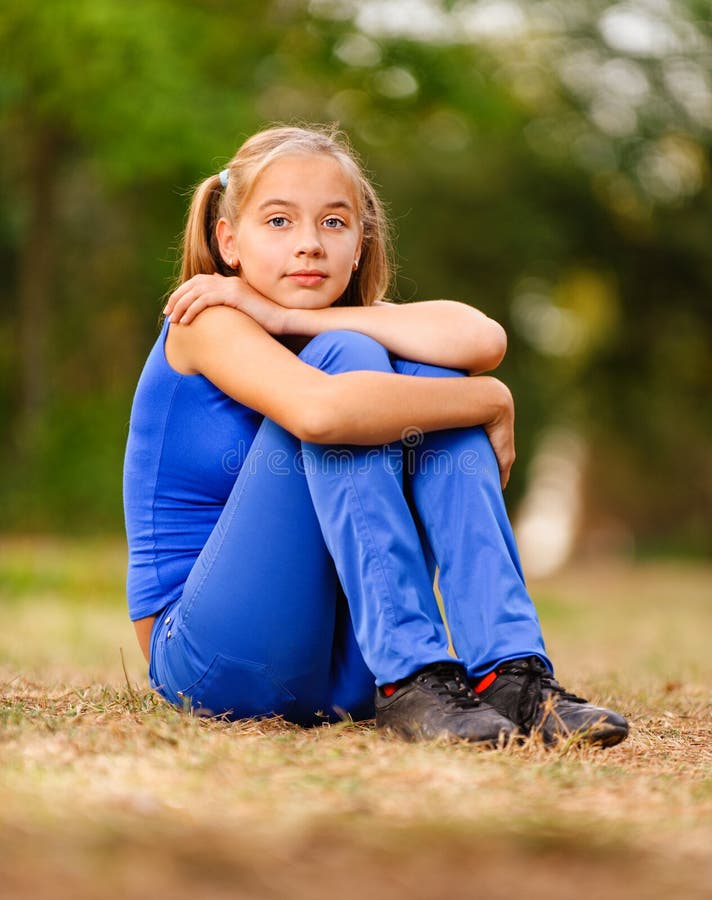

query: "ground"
left=0, top=537, right=710, bottom=900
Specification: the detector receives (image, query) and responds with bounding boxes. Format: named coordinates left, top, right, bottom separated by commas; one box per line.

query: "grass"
left=0, top=535, right=711, bottom=900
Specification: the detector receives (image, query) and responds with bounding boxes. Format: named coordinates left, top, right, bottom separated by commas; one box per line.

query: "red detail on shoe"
left=382, top=684, right=397, bottom=697
left=475, top=671, right=497, bottom=693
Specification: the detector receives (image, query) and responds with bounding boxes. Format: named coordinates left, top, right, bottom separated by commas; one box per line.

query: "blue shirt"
left=122, top=317, right=264, bottom=620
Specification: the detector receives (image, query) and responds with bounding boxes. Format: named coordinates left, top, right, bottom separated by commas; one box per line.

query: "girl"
left=123, top=124, right=628, bottom=746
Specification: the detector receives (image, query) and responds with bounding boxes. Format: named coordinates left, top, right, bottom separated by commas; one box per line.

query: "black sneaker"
left=473, top=656, right=629, bottom=747
left=375, top=661, right=517, bottom=745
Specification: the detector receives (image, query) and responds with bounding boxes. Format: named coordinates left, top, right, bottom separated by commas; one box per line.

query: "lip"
left=287, top=270, right=327, bottom=286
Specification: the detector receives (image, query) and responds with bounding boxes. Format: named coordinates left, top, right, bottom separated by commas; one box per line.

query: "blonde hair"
left=178, top=124, right=392, bottom=307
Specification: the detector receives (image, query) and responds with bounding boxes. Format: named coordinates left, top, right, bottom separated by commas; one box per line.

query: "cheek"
left=237, top=239, right=277, bottom=273
left=334, top=237, right=360, bottom=267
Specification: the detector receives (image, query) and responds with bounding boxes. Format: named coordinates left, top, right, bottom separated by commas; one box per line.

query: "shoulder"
left=165, top=307, right=262, bottom=375
left=171, top=305, right=258, bottom=341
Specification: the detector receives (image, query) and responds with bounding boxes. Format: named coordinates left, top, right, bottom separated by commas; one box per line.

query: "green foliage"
left=0, top=0, right=710, bottom=552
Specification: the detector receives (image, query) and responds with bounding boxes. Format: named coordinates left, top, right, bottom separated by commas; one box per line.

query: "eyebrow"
left=258, top=198, right=354, bottom=212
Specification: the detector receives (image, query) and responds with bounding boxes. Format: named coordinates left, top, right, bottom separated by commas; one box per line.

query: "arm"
left=164, top=275, right=507, bottom=373
left=283, top=300, right=507, bottom=374
left=134, top=618, right=154, bottom=663
left=168, top=306, right=516, bottom=486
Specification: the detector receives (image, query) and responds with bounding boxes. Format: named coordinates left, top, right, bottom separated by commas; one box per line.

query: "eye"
left=267, top=216, right=290, bottom=228
left=323, top=217, right=345, bottom=229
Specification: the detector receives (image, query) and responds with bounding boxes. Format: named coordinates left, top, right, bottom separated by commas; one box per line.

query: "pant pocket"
left=176, top=653, right=297, bottom=721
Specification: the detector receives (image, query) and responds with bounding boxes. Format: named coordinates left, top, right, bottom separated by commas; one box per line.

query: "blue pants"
left=149, top=330, right=550, bottom=724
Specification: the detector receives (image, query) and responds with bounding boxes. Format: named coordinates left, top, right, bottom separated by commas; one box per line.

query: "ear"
left=216, top=217, right=239, bottom=269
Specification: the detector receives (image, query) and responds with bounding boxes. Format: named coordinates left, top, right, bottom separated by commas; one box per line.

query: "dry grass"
left=0, top=536, right=710, bottom=900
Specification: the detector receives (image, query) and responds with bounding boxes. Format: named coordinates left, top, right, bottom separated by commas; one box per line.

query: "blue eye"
left=268, top=216, right=289, bottom=227
left=324, top=217, right=345, bottom=228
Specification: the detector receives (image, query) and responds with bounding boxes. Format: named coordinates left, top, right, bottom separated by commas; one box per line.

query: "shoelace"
left=501, top=657, right=587, bottom=728
left=416, top=663, right=483, bottom=711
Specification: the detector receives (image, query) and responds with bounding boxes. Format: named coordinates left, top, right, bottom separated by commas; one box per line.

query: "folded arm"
left=283, top=299, right=507, bottom=374
left=164, top=275, right=507, bottom=374
left=165, top=306, right=516, bottom=487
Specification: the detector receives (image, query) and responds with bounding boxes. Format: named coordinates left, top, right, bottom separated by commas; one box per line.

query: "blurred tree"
left=1, top=0, right=255, bottom=439
left=0, top=0, right=280, bottom=526
left=0, top=0, right=709, bottom=555
left=307, top=0, right=712, bottom=554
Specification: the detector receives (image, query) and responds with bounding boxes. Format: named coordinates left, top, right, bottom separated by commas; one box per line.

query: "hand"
left=163, top=274, right=287, bottom=334
left=483, top=380, right=516, bottom=489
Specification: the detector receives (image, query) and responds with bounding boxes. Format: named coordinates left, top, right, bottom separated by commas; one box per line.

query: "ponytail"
left=179, top=174, right=234, bottom=283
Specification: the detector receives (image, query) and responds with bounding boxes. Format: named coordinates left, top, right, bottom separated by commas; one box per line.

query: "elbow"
left=491, top=320, right=508, bottom=367
left=292, top=385, right=342, bottom=444
left=296, top=409, right=335, bottom=444
left=476, top=320, right=507, bottom=371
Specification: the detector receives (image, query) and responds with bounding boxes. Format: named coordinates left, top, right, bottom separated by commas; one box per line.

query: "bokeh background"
left=1, top=7, right=711, bottom=899
left=1, top=0, right=710, bottom=568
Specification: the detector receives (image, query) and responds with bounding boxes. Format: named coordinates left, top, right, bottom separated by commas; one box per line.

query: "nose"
left=294, top=224, right=324, bottom=258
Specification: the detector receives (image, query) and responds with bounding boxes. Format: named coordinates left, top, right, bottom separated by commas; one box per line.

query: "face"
left=220, top=154, right=363, bottom=310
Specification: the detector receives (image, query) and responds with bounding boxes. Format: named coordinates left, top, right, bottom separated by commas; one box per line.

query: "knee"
left=298, top=329, right=393, bottom=376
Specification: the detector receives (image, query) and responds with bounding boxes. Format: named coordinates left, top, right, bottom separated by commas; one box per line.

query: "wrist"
left=258, top=294, right=294, bottom=336
left=282, top=305, right=317, bottom=336
left=471, top=375, right=512, bottom=421
left=489, top=377, right=514, bottom=421
left=280, top=306, right=298, bottom=335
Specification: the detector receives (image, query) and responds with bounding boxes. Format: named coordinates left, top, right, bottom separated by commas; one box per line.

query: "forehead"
left=248, top=153, right=360, bottom=207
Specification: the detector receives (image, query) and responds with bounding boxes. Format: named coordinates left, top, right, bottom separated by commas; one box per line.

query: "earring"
left=353, top=260, right=359, bottom=271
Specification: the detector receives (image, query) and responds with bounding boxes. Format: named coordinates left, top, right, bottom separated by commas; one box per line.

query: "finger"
left=173, top=291, right=210, bottom=324
left=179, top=289, right=232, bottom=324
left=164, top=279, right=198, bottom=316
left=180, top=287, right=243, bottom=323
left=166, top=292, right=195, bottom=323
left=174, top=278, right=221, bottom=321
left=502, top=451, right=515, bottom=488
left=163, top=289, right=182, bottom=315
left=178, top=296, right=212, bottom=324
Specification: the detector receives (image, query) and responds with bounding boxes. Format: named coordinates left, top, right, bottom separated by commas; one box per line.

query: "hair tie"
left=219, top=168, right=230, bottom=188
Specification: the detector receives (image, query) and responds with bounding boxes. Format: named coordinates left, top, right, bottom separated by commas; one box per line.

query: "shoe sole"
left=586, top=723, right=629, bottom=747
left=542, top=722, right=629, bottom=748
left=376, top=721, right=515, bottom=747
